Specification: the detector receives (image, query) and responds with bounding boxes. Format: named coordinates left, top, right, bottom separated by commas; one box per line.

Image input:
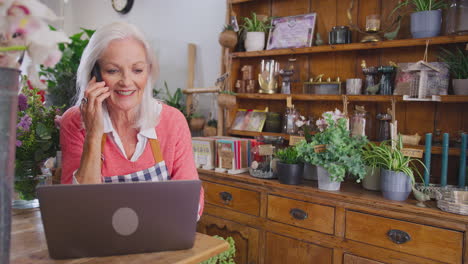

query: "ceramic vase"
left=317, top=166, right=341, bottom=191
left=411, top=10, right=442, bottom=38
left=0, top=67, right=20, bottom=264
left=245, top=32, right=265, bottom=52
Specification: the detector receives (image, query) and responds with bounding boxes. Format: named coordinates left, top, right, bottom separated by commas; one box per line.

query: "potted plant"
left=393, top=0, right=447, bottom=38
left=203, top=118, right=217, bottom=137
left=368, top=137, right=426, bottom=201
left=296, top=109, right=368, bottom=191
left=439, top=47, right=468, bottom=95
left=217, top=90, right=237, bottom=109
left=361, top=142, right=381, bottom=191
left=190, top=113, right=205, bottom=131
left=241, top=12, right=271, bottom=52
left=275, top=146, right=303, bottom=185
left=218, top=25, right=238, bottom=49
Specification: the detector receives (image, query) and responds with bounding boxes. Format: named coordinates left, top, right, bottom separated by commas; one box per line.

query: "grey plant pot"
left=303, top=163, right=318, bottom=180
left=380, top=169, right=412, bottom=201
left=317, top=166, right=341, bottom=191
left=453, top=79, right=468, bottom=95
left=411, top=10, right=442, bottom=38
left=362, top=166, right=381, bottom=191
left=277, top=162, right=303, bottom=185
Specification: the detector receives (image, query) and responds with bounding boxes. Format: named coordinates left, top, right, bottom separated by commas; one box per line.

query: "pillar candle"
left=458, top=133, right=467, bottom=188
left=440, top=133, right=449, bottom=187
left=424, top=133, right=432, bottom=186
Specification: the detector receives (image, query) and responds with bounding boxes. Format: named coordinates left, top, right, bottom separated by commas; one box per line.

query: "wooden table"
left=10, top=209, right=229, bottom=264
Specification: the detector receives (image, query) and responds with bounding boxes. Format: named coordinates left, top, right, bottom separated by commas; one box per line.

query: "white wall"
left=44, top=0, right=225, bottom=117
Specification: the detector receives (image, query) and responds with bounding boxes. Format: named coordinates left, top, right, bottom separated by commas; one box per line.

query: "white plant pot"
left=245, top=32, right=265, bottom=52
left=453, top=79, right=468, bottom=95
left=317, top=166, right=341, bottom=191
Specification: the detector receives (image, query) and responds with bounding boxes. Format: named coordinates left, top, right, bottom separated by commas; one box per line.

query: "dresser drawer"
left=345, top=210, right=463, bottom=264
left=202, top=181, right=260, bottom=216
left=267, top=195, right=335, bottom=234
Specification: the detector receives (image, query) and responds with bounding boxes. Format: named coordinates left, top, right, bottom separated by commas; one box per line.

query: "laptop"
left=37, top=180, right=201, bottom=259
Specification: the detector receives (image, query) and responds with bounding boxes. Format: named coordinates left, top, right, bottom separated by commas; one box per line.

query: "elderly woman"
left=60, top=22, right=203, bottom=217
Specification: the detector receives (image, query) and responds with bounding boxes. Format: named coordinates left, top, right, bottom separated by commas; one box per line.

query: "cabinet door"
left=265, top=232, right=333, bottom=264
left=197, top=214, right=260, bottom=264
left=343, top=254, right=385, bottom=264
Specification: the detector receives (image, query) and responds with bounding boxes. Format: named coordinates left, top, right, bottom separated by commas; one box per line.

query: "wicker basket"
left=436, top=188, right=468, bottom=215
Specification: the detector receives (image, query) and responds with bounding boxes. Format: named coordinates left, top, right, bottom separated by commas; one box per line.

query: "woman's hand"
left=80, top=77, right=111, bottom=137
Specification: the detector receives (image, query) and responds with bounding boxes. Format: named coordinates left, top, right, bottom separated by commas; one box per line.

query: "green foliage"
left=201, top=236, right=236, bottom=264
left=392, top=0, right=447, bottom=14
left=40, top=28, right=95, bottom=110
left=363, top=137, right=426, bottom=185
left=275, top=146, right=301, bottom=164
left=160, top=81, right=188, bottom=118
left=242, top=12, right=271, bottom=32
left=207, top=119, right=218, bottom=128
left=219, top=90, right=236, bottom=95
left=296, top=111, right=368, bottom=183
left=438, top=47, right=468, bottom=79
left=361, top=142, right=381, bottom=168
left=191, top=112, right=204, bottom=119
left=223, top=24, right=235, bottom=32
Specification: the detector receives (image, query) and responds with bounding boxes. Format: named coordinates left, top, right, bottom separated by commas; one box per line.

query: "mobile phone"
left=91, top=63, right=103, bottom=82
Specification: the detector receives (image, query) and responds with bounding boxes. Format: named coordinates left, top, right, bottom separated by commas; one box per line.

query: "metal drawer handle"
left=387, top=229, right=411, bottom=244
left=219, top=191, right=233, bottom=203
left=290, top=208, right=308, bottom=220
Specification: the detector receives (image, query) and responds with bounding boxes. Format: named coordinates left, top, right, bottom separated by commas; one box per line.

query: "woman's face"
left=99, top=38, right=149, bottom=113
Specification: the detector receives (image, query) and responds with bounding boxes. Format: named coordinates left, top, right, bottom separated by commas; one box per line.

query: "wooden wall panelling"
left=402, top=102, right=436, bottom=135
left=236, top=0, right=271, bottom=18
left=271, top=0, right=310, bottom=17
left=429, top=155, right=462, bottom=185
left=435, top=103, right=464, bottom=138
left=336, top=0, right=358, bottom=80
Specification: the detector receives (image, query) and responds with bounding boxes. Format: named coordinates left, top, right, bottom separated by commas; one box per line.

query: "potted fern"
left=393, top=0, right=447, bottom=38
left=275, top=146, right=303, bottom=185
left=242, top=12, right=271, bottom=51
left=439, top=47, right=468, bottom=95
left=296, top=109, right=368, bottom=191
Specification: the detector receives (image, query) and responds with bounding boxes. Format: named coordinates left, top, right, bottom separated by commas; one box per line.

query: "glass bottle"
left=350, top=108, right=368, bottom=137
left=282, top=106, right=299, bottom=134
left=376, top=113, right=392, bottom=141
left=447, top=0, right=468, bottom=35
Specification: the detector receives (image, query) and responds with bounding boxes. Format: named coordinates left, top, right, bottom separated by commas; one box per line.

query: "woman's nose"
left=119, top=71, right=133, bottom=86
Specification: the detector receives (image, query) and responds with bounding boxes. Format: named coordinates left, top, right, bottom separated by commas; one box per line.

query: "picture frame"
left=231, top=109, right=267, bottom=132
left=266, top=13, right=317, bottom=50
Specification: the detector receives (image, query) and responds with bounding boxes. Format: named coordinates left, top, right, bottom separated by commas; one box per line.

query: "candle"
left=458, top=133, right=467, bottom=188
left=424, top=133, right=432, bottom=186
left=366, top=14, right=381, bottom=32
left=440, top=133, right=449, bottom=187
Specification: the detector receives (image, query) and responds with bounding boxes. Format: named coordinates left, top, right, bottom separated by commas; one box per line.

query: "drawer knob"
left=290, top=208, right=308, bottom=220
left=219, top=191, right=233, bottom=204
left=387, top=229, right=411, bottom=244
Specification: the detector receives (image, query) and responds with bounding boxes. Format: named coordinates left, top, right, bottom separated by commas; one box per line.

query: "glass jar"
left=446, top=0, right=468, bottom=35
left=376, top=113, right=392, bottom=141
left=350, top=109, right=368, bottom=137
left=249, top=136, right=285, bottom=179
left=282, top=106, right=299, bottom=134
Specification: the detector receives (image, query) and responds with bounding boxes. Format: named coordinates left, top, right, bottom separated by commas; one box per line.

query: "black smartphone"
left=91, top=63, right=103, bottom=82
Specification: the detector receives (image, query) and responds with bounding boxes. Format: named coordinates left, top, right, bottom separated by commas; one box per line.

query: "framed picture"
left=266, top=13, right=317, bottom=50
left=231, top=109, right=267, bottom=132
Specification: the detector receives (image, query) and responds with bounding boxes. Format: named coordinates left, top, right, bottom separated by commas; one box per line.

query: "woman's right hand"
left=80, top=77, right=111, bottom=137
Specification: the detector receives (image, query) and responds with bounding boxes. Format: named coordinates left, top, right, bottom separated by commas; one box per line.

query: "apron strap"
left=101, top=134, right=107, bottom=168
left=149, top=139, right=164, bottom=163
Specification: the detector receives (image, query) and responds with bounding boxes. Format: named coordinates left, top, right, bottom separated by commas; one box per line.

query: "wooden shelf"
left=228, top=130, right=465, bottom=155
left=229, top=0, right=254, bottom=3
left=231, top=35, right=468, bottom=58
left=236, top=93, right=468, bottom=103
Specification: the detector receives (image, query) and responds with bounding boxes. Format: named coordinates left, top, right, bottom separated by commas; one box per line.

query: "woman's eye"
left=106, top=69, right=118, bottom=74
left=134, top=69, right=143, bottom=73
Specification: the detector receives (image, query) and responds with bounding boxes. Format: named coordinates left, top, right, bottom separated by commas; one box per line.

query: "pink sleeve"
left=168, top=110, right=205, bottom=218
left=60, top=107, right=85, bottom=184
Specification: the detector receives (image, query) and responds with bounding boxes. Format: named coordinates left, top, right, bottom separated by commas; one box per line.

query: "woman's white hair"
left=75, top=21, right=160, bottom=130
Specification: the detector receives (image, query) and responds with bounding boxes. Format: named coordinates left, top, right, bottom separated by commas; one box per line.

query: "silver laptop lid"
left=37, top=180, right=201, bottom=259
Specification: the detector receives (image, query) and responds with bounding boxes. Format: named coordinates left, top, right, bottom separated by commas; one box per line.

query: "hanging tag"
left=259, top=144, right=274, bottom=156
left=289, top=136, right=305, bottom=146
left=401, top=148, right=424, bottom=158
left=286, top=96, right=292, bottom=108
left=314, top=144, right=327, bottom=153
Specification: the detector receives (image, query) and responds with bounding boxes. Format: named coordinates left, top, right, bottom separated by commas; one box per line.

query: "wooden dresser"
left=196, top=169, right=468, bottom=264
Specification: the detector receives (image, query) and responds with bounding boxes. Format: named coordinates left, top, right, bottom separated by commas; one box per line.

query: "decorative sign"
left=401, top=148, right=424, bottom=158
left=266, top=13, right=317, bottom=50
left=286, top=96, right=292, bottom=108
left=314, top=144, right=327, bottom=153
left=259, top=144, right=274, bottom=156
left=289, top=136, right=305, bottom=146
left=220, top=151, right=234, bottom=169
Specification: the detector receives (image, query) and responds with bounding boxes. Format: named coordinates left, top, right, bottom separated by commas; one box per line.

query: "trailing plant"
left=275, top=146, right=301, bottom=164
left=41, top=27, right=95, bottom=110
left=201, top=236, right=236, bottom=264
left=296, top=109, right=368, bottom=183
left=242, top=12, right=271, bottom=33
left=364, top=137, right=426, bottom=185
left=222, top=24, right=235, bottom=32
left=438, top=47, right=468, bottom=79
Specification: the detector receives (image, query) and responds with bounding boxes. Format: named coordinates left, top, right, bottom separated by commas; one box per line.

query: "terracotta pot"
left=219, top=30, right=238, bottom=49
left=190, top=117, right=205, bottom=131
left=217, top=94, right=237, bottom=109
left=203, top=126, right=217, bottom=137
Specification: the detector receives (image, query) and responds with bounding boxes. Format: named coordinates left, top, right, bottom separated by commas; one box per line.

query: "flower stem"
left=0, top=46, right=27, bottom=52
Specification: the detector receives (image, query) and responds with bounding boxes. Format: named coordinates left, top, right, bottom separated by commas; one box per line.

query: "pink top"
left=60, top=104, right=204, bottom=216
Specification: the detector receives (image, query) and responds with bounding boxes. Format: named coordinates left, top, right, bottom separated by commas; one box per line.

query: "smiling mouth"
left=115, top=90, right=135, bottom=96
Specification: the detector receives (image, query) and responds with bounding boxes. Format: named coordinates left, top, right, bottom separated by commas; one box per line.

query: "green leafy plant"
left=438, top=47, right=468, bottom=79
left=222, top=24, right=235, bottom=32
left=40, top=27, right=95, bottom=110
left=364, top=137, right=426, bottom=185
left=392, top=0, right=447, bottom=14
left=242, top=12, right=271, bottom=32
left=207, top=119, right=218, bottom=128
left=296, top=110, right=368, bottom=183
left=201, top=236, right=236, bottom=264
left=161, top=81, right=188, bottom=118
left=361, top=141, right=381, bottom=168
left=191, top=112, right=204, bottom=119
left=275, top=146, right=301, bottom=164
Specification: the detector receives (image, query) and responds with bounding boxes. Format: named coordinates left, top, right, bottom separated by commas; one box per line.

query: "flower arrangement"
left=296, top=109, right=368, bottom=183
left=15, top=76, right=62, bottom=200
left=0, top=0, right=69, bottom=87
